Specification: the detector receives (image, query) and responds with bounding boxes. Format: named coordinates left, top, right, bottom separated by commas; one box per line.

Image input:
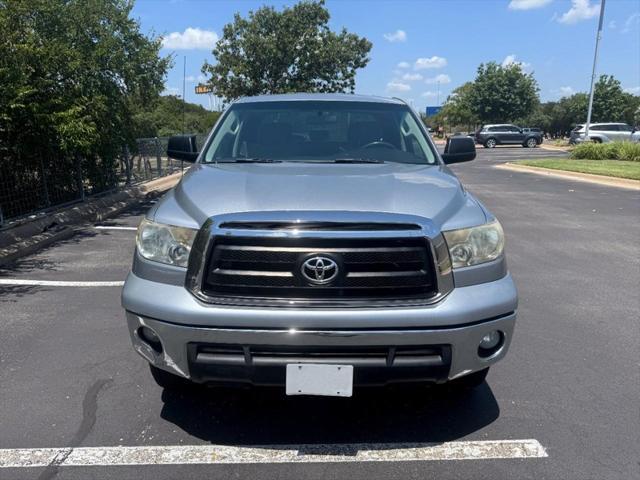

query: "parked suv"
left=122, top=94, right=517, bottom=397
left=569, top=123, right=639, bottom=144
left=475, top=124, right=542, bottom=148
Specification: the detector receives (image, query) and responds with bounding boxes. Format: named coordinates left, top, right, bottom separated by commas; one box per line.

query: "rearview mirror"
left=167, top=135, right=199, bottom=163
left=442, top=136, right=476, bottom=164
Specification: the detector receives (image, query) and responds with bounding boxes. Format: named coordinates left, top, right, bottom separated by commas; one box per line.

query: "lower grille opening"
left=188, top=343, right=452, bottom=386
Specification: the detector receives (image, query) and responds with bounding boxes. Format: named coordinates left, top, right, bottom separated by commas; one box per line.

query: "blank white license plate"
left=286, top=364, right=353, bottom=397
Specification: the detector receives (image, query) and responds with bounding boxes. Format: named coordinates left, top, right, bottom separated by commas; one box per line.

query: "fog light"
left=478, top=330, right=503, bottom=357
left=480, top=331, right=501, bottom=349
left=138, top=326, right=163, bottom=354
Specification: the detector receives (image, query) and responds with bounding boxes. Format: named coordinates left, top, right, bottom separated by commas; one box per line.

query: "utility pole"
left=585, top=0, right=606, bottom=140
left=182, top=56, right=186, bottom=134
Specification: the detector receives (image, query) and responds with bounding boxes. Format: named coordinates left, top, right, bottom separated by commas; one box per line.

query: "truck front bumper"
left=123, top=273, right=517, bottom=385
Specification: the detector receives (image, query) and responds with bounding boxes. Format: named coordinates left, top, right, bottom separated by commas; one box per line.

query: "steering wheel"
left=361, top=140, right=397, bottom=150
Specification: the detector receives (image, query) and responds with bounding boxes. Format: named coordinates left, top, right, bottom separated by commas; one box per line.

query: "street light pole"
left=182, top=56, right=186, bottom=134
left=584, top=0, right=606, bottom=140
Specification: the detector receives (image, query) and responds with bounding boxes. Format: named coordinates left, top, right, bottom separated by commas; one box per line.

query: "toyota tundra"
left=122, top=93, right=517, bottom=396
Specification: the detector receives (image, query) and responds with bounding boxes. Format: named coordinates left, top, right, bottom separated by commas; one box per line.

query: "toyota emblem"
left=301, top=256, right=339, bottom=285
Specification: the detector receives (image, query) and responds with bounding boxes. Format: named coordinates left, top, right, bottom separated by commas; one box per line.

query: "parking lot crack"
left=36, top=378, right=112, bottom=480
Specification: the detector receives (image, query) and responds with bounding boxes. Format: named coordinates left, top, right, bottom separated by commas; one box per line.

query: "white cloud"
left=501, top=54, right=531, bottom=69
left=424, top=73, right=451, bottom=84
left=396, top=61, right=411, bottom=69
left=386, top=80, right=411, bottom=92
left=162, top=27, right=218, bottom=50
left=414, top=56, right=447, bottom=70
left=557, top=0, right=600, bottom=25
left=421, top=91, right=437, bottom=98
left=559, top=86, right=575, bottom=96
left=622, top=12, right=640, bottom=33
left=162, top=87, right=181, bottom=96
left=624, top=86, right=640, bottom=95
left=608, top=20, right=616, bottom=29
left=508, top=0, right=553, bottom=10
left=383, top=30, right=407, bottom=42
left=402, top=73, right=423, bottom=81
left=185, top=74, right=208, bottom=84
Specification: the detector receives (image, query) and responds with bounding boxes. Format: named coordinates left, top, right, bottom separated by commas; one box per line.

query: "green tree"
left=0, top=0, right=170, bottom=214
left=467, top=62, right=539, bottom=124
left=132, top=95, right=221, bottom=138
left=202, top=0, right=372, bottom=101
left=590, top=75, right=639, bottom=124
left=437, top=82, right=479, bottom=130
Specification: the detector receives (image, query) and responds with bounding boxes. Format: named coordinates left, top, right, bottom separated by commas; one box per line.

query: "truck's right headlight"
left=136, top=219, right=198, bottom=268
left=443, top=220, right=505, bottom=269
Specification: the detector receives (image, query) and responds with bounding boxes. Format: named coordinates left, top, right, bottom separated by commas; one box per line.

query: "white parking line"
left=0, top=440, right=547, bottom=468
left=0, top=279, right=124, bottom=287
left=94, top=226, right=137, bottom=231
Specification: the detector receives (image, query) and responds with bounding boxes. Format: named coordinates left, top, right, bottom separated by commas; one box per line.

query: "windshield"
left=202, top=101, right=437, bottom=165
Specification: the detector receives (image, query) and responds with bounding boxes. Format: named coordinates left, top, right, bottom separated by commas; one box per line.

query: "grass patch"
left=516, top=158, right=640, bottom=180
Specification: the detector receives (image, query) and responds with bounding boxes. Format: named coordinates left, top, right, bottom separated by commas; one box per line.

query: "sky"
left=132, top=0, right=640, bottom=112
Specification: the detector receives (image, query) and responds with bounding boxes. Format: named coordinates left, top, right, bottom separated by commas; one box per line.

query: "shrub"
left=570, top=142, right=640, bottom=162
left=616, top=142, right=640, bottom=162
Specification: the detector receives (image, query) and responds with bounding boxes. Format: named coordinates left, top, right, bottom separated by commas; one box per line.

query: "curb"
left=495, top=163, right=640, bottom=190
left=0, top=171, right=183, bottom=266
left=538, top=144, right=572, bottom=152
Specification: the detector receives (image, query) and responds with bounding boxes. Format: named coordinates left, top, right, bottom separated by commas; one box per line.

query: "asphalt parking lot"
left=1, top=145, right=638, bottom=480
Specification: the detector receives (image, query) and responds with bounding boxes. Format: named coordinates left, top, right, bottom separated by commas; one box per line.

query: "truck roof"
left=233, top=92, right=406, bottom=105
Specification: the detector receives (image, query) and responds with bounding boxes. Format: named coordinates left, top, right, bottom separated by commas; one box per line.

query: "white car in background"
left=570, top=123, right=639, bottom=144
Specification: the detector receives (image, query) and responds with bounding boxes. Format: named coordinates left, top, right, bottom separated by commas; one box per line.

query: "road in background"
left=0, top=147, right=637, bottom=480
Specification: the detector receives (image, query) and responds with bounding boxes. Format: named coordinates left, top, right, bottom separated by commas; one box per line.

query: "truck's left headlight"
left=443, top=220, right=505, bottom=269
left=136, top=219, right=198, bottom=268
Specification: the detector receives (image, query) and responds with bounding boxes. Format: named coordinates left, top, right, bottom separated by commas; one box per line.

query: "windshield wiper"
left=216, top=157, right=282, bottom=163
left=331, top=158, right=385, bottom=164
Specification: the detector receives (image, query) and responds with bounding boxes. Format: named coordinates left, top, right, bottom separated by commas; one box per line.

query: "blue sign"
left=425, top=106, right=442, bottom=117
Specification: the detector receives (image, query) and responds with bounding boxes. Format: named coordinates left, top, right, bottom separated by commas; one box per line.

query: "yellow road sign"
left=195, top=84, right=214, bottom=94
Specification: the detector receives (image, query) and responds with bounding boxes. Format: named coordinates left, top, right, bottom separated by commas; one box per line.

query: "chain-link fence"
left=0, top=135, right=206, bottom=228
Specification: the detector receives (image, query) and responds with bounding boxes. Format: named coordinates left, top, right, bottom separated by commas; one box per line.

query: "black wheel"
left=591, top=138, right=602, bottom=144
left=525, top=138, right=537, bottom=148
left=447, top=368, right=489, bottom=391
left=149, top=364, right=193, bottom=390
left=484, top=138, right=497, bottom=148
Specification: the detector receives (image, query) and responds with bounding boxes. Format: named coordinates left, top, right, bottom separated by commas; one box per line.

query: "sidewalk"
left=0, top=172, right=183, bottom=266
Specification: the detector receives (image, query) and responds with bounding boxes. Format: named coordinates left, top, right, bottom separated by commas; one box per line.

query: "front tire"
left=484, top=138, right=497, bottom=148
left=525, top=138, right=537, bottom=148
left=149, top=364, right=194, bottom=390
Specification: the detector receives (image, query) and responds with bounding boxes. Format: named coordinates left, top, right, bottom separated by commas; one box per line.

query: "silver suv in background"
left=122, top=93, right=517, bottom=397
left=570, top=123, right=639, bottom=144
left=475, top=124, right=542, bottom=148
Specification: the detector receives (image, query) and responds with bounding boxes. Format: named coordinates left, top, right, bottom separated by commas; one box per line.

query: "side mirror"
left=442, top=136, right=476, bottom=164
left=167, top=135, right=199, bottom=163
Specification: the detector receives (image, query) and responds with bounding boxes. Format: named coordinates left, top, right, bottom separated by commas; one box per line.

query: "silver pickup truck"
left=122, top=93, right=517, bottom=397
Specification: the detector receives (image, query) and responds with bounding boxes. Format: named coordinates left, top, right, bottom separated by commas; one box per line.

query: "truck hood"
left=151, top=162, right=487, bottom=232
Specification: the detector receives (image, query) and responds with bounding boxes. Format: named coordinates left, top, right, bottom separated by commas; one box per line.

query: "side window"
left=205, top=111, right=240, bottom=161
left=399, top=112, right=432, bottom=161
left=606, top=125, right=620, bottom=131
left=590, top=125, right=605, bottom=131
left=507, top=126, right=520, bottom=132
left=619, top=124, right=633, bottom=132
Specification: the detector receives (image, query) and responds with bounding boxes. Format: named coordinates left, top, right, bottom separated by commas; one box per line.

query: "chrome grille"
left=201, top=235, right=437, bottom=303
